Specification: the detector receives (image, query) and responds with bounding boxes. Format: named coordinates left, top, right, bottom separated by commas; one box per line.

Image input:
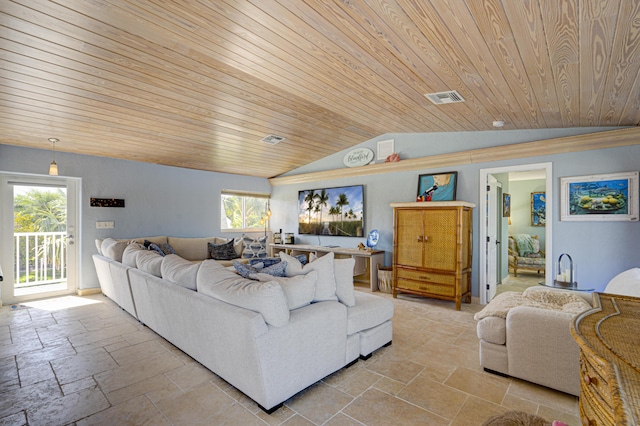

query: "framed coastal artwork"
left=560, top=171, right=639, bottom=221
left=531, top=192, right=545, bottom=226
left=502, top=193, right=511, bottom=217
left=416, top=171, right=458, bottom=201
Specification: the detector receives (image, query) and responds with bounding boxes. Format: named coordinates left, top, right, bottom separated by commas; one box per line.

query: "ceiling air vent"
left=260, top=134, right=286, bottom=145
left=424, top=90, right=465, bottom=105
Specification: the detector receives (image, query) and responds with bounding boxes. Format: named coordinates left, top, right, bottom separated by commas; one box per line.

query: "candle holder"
left=554, top=253, right=577, bottom=288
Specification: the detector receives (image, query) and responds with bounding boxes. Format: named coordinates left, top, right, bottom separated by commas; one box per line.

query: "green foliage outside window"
left=221, top=194, right=269, bottom=231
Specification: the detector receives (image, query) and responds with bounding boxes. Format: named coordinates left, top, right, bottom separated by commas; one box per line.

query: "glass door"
left=0, top=173, right=79, bottom=304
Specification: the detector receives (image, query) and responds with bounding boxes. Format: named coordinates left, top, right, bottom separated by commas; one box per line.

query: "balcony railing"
left=14, top=232, right=67, bottom=288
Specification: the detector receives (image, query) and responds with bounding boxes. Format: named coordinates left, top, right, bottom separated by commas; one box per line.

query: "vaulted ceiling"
left=2, top=1, right=639, bottom=178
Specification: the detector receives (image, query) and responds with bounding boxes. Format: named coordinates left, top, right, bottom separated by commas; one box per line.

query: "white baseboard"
left=77, top=288, right=102, bottom=296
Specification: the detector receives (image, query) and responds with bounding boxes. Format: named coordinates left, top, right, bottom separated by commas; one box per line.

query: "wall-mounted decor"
left=416, top=171, right=457, bottom=201
left=343, top=148, right=374, bottom=168
left=503, top=193, right=511, bottom=217
left=561, top=171, right=638, bottom=221
left=298, top=185, right=364, bottom=236
left=531, top=192, right=545, bottom=226
left=90, top=198, right=125, bottom=208
left=377, top=139, right=394, bottom=162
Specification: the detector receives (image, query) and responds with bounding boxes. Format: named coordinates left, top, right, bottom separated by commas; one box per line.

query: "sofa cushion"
left=122, top=243, right=145, bottom=267
left=196, top=260, right=289, bottom=327
left=233, top=260, right=287, bottom=278
left=280, top=251, right=337, bottom=302
left=167, top=237, right=217, bottom=261
left=251, top=271, right=317, bottom=310
left=95, top=238, right=104, bottom=255
left=130, top=236, right=168, bottom=246
left=161, top=254, right=201, bottom=290
left=136, top=250, right=163, bottom=277
left=101, top=238, right=129, bottom=262
left=241, top=235, right=268, bottom=258
left=346, top=292, right=394, bottom=335
left=476, top=316, right=506, bottom=345
left=604, top=268, right=640, bottom=297
left=208, top=239, right=238, bottom=261
left=334, top=258, right=356, bottom=307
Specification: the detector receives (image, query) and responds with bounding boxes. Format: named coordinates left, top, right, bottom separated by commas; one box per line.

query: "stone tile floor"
left=0, top=289, right=580, bottom=425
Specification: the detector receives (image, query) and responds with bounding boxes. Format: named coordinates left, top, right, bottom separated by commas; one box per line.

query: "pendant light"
left=48, top=138, right=59, bottom=176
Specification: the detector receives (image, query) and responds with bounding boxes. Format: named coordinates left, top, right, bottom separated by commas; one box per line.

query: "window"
left=221, top=190, right=270, bottom=231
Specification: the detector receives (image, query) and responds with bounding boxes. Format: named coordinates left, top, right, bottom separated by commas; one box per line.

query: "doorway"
left=0, top=173, right=80, bottom=304
left=479, top=163, right=552, bottom=305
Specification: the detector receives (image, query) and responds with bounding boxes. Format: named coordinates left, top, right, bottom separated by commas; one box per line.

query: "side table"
left=538, top=281, right=594, bottom=292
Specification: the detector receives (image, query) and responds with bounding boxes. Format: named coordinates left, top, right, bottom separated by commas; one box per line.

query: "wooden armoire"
left=390, top=201, right=474, bottom=310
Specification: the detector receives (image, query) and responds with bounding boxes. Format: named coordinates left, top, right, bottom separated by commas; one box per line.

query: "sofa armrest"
left=506, top=305, right=581, bottom=395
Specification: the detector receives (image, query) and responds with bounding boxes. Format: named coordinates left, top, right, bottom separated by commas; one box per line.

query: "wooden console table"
left=269, top=244, right=385, bottom=291
left=571, top=293, right=640, bottom=426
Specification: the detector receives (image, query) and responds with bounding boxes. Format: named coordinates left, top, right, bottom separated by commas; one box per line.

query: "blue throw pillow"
left=147, top=243, right=166, bottom=257
left=234, top=260, right=287, bottom=278
left=249, top=255, right=307, bottom=267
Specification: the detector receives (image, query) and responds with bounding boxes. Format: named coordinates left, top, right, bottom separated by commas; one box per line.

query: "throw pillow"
left=208, top=239, right=237, bottom=260
left=197, top=260, right=289, bottom=327
left=101, top=238, right=129, bottom=262
left=158, top=243, right=177, bottom=255
left=161, top=254, right=201, bottom=291
left=241, top=234, right=268, bottom=258
left=136, top=250, right=163, bottom=277
left=334, top=257, right=356, bottom=307
left=122, top=242, right=145, bottom=268
left=234, top=260, right=287, bottom=278
left=248, top=255, right=307, bottom=268
left=147, top=243, right=166, bottom=257
left=251, top=271, right=318, bottom=310
left=279, top=251, right=338, bottom=302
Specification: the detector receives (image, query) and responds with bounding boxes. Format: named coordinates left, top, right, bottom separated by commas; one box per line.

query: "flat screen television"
left=298, top=185, right=364, bottom=236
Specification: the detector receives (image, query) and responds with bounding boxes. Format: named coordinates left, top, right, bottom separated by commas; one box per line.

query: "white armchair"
left=476, top=268, right=640, bottom=395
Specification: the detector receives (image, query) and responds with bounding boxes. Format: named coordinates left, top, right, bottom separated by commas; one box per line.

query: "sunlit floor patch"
left=21, top=295, right=102, bottom=311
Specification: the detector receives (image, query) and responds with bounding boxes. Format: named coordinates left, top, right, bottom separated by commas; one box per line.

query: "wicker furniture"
left=571, top=293, right=640, bottom=426
left=508, top=235, right=546, bottom=276
left=390, top=201, right=474, bottom=310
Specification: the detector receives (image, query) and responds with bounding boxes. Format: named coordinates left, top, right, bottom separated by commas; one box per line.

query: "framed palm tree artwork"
left=298, top=185, right=364, bottom=236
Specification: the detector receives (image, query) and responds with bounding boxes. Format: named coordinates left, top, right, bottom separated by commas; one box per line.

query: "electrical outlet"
left=96, top=221, right=114, bottom=229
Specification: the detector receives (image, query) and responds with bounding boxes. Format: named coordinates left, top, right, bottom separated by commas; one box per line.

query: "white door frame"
left=486, top=176, right=501, bottom=303
left=0, top=171, right=81, bottom=305
left=478, top=162, right=552, bottom=305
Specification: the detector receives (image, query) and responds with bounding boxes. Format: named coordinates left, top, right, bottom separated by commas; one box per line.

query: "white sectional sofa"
left=92, top=236, right=394, bottom=412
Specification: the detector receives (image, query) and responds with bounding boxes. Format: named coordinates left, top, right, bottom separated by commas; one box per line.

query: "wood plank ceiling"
left=2, top=0, right=640, bottom=178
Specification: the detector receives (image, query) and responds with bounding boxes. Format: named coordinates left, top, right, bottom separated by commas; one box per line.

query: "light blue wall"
left=271, top=128, right=640, bottom=294
left=0, top=144, right=270, bottom=289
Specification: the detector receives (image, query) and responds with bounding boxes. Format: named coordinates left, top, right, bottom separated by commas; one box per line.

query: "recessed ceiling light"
left=260, top=134, right=285, bottom=145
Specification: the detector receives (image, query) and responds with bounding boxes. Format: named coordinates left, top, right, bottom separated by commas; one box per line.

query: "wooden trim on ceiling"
left=269, top=127, right=640, bottom=186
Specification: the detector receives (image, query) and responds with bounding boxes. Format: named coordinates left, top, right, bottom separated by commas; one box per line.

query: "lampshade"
left=48, top=138, right=59, bottom=175
left=49, top=161, right=58, bottom=176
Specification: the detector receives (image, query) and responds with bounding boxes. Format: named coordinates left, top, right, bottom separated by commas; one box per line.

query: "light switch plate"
left=96, top=221, right=114, bottom=229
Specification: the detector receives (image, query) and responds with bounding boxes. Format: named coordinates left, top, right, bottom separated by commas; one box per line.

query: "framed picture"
left=561, top=171, right=639, bottom=221
left=502, top=193, right=511, bottom=217
left=417, top=171, right=458, bottom=201
left=531, top=192, right=545, bottom=226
